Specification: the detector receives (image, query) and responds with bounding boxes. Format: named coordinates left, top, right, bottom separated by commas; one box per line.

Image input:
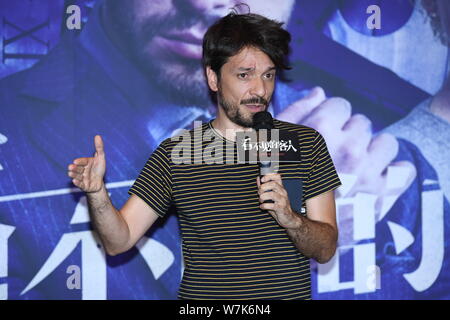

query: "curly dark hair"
left=202, top=11, right=292, bottom=78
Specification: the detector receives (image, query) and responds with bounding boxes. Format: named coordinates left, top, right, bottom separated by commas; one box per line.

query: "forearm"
left=285, top=213, right=338, bottom=264
left=86, top=184, right=130, bottom=255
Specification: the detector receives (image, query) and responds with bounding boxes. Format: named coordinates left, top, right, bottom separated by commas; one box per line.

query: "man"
left=68, top=12, right=341, bottom=299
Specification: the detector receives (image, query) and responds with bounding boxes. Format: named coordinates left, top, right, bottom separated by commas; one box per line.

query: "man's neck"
left=211, top=111, right=252, bottom=142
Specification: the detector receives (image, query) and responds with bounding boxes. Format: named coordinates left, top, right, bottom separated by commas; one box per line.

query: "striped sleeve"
left=304, top=131, right=341, bottom=200
left=128, top=143, right=172, bottom=218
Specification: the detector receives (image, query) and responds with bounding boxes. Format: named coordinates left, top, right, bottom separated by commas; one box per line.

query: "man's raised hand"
left=68, top=135, right=106, bottom=193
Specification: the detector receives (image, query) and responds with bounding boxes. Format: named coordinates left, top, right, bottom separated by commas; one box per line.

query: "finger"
left=68, top=164, right=84, bottom=174
left=302, top=97, right=351, bottom=136
left=338, top=114, right=373, bottom=165
left=94, top=135, right=104, bottom=157
left=73, top=158, right=90, bottom=166
left=346, top=133, right=399, bottom=196
left=260, top=202, right=276, bottom=211
left=342, top=113, right=372, bottom=134
left=71, top=178, right=84, bottom=189
left=261, top=178, right=284, bottom=188
left=256, top=176, right=261, bottom=188
left=260, top=173, right=282, bottom=184
left=367, top=133, right=399, bottom=174
left=343, top=114, right=372, bottom=152
left=68, top=170, right=84, bottom=181
left=277, top=86, right=327, bottom=123
left=258, top=181, right=282, bottom=193
left=71, top=178, right=79, bottom=187
left=259, top=191, right=277, bottom=203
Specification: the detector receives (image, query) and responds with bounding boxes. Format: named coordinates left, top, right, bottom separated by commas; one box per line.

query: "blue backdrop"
left=0, top=0, right=449, bottom=299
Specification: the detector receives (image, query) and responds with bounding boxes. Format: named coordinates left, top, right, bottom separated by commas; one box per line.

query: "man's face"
left=105, top=0, right=294, bottom=106
left=206, top=47, right=276, bottom=128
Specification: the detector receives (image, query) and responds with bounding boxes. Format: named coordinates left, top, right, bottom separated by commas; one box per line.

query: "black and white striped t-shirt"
left=128, top=119, right=341, bottom=300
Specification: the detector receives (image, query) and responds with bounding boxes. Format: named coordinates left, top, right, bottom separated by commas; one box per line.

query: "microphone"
left=253, top=111, right=275, bottom=203
left=251, top=111, right=303, bottom=214
left=253, top=111, right=274, bottom=130
left=253, top=111, right=275, bottom=176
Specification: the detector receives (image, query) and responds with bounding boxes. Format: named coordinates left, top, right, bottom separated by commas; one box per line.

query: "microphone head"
left=252, top=111, right=274, bottom=130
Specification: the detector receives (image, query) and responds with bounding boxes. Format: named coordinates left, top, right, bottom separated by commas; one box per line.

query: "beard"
left=218, top=89, right=270, bottom=128
left=108, top=3, right=218, bottom=108
left=146, top=60, right=210, bottom=107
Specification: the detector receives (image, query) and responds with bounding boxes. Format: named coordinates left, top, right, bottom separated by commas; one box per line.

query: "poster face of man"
left=102, top=0, right=295, bottom=106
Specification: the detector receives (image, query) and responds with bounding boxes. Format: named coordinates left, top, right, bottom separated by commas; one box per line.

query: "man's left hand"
left=257, top=173, right=300, bottom=230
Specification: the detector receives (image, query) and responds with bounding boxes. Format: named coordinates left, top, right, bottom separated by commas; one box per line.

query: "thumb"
left=94, top=135, right=105, bottom=157
left=277, top=86, right=327, bottom=123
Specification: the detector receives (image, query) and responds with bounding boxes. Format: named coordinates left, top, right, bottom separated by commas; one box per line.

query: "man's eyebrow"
left=264, top=66, right=276, bottom=73
left=237, top=67, right=255, bottom=72
left=236, top=66, right=276, bottom=72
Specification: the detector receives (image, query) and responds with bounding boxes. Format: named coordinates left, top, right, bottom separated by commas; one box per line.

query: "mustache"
left=240, top=97, right=269, bottom=106
left=140, top=10, right=220, bottom=39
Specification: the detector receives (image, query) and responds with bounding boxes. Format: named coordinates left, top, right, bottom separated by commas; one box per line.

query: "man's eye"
left=264, top=73, right=274, bottom=79
left=238, top=73, right=248, bottom=79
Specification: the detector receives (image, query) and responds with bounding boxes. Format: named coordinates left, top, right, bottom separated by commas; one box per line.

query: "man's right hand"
left=66, top=134, right=160, bottom=256
left=68, top=135, right=106, bottom=193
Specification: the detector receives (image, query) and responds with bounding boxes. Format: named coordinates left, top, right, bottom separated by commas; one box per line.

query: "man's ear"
left=206, top=66, right=219, bottom=92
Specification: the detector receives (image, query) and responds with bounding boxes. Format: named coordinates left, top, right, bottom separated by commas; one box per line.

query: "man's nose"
left=250, top=78, right=267, bottom=99
left=178, top=0, right=236, bottom=17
